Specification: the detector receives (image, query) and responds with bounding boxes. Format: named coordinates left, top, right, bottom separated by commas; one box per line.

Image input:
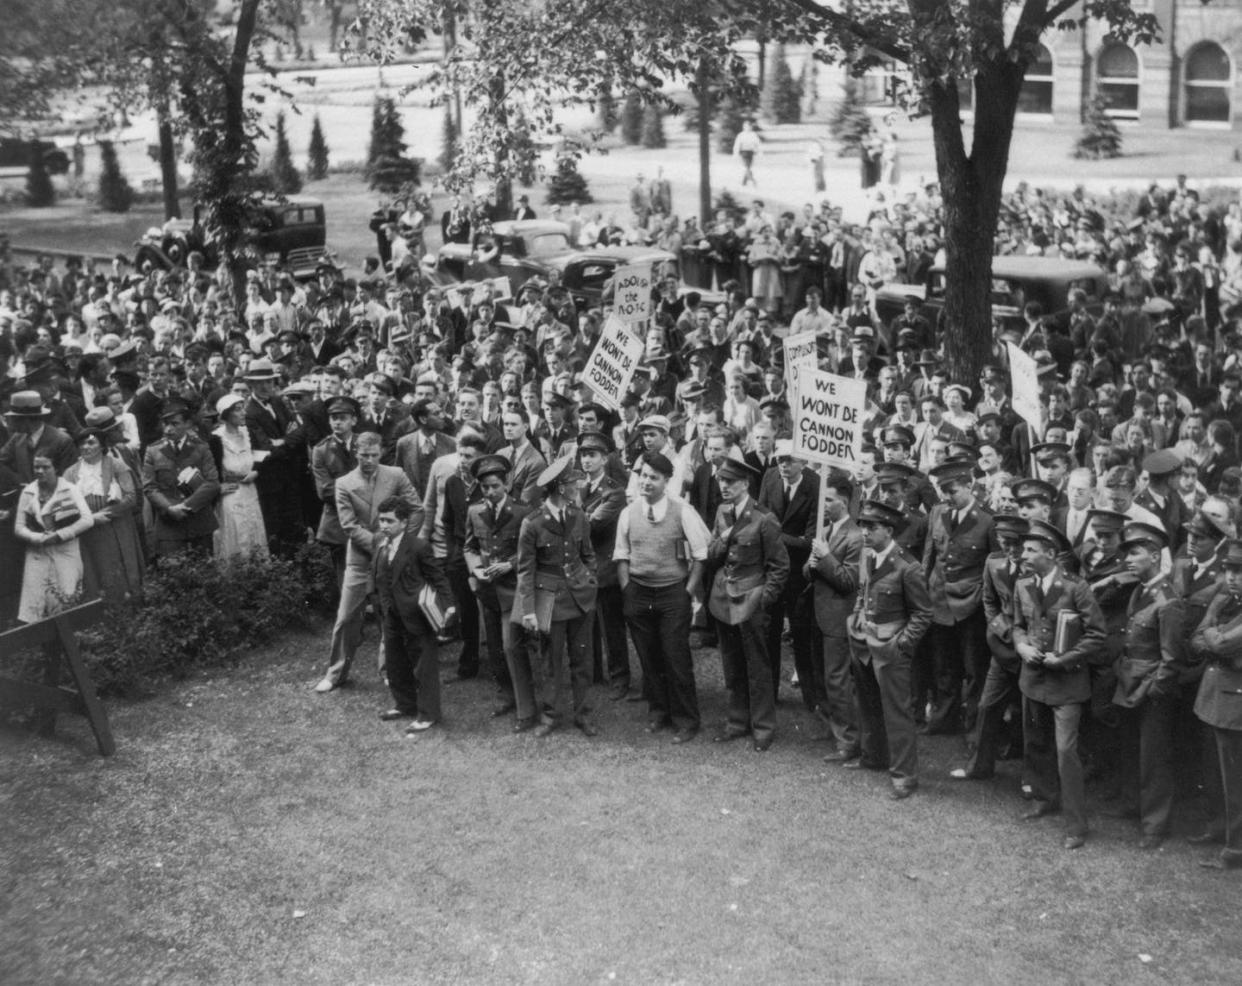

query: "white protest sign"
left=582, top=316, right=645, bottom=411
left=1006, top=341, right=1043, bottom=431
left=490, top=276, right=512, bottom=302
left=612, top=264, right=652, bottom=324
left=444, top=286, right=465, bottom=311
left=782, top=329, right=819, bottom=388
left=791, top=369, right=868, bottom=469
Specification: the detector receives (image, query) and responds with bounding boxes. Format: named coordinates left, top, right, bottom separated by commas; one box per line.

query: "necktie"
left=647, top=504, right=656, bottom=522
left=785, top=485, right=794, bottom=502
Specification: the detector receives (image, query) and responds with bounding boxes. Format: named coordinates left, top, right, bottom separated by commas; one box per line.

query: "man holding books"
left=141, top=398, right=221, bottom=558
left=1012, top=520, right=1106, bottom=850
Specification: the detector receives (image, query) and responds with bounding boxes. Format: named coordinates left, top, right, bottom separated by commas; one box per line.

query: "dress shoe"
left=314, top=678, right=336, bottom=693
left=671, top=728, right=697, bottom=745
left=1138, top=834, right=1165, bottom=851
left=713, top=728, right=750, bottom=743
left=489, top=701, right=517, bottom=718
left=1186, top=829, right=1226, bottom=846
left=512, top=717, right=537, bottom=734
left=404, top=719, right=437, bottom=734
left=379, top=708, right=413, bottom=721
left=1021, top=801, right=1058, bottom=821
left=533, top=722, right=556, bottom=738
left=1063, top=835, right=1087, bottom=851
left=575, top=719, right=599, bottom=737
left=753, top=737, right=773, bottom=752
left=890, top=783, right=918, bottom=801
left=645, top=719, right=670, bottom=734
left=823, top=749, right=860, bottom=763
left=843, top=758, right=885, bottom=771
left=948, top=768, right=991, bottom=781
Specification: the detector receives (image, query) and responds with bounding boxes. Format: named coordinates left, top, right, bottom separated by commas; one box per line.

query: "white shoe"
left=405, top=719, right=437, bottom=734
left=314, top=678, right=336, bottom=693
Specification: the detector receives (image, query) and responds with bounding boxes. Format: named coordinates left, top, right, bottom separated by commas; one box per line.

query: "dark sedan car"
left=422, top=220, right=577, bottom=294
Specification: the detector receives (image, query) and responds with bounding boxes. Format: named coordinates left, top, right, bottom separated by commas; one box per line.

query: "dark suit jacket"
left=742, top=451, right=777, bottom=499
left=1135, top=488, right=1190, bottom=553
left=129, top=387, right=168, bottom=450
left=923, top=501, right=994, bottom=624
left=688, top=461, right=724, bottom=528
left=441, top=472, right=483, bottom=566
left=806, top=516, right=862, bottom=638
left=982, top=553, right=1022, bottom=670
left=373, top=533, right=452, bottom=637
left=0, top=425, right=78, bottom=483
left=502, top=441, right=547, bottom=510
left=393, top=430, right=457, bottom=502
left=1012, top=569, right=1106, bottom=706
left=757, top=467, right=819, bottom=597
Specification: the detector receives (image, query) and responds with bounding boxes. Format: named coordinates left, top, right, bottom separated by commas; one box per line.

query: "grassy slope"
left=2, top=627, right=1241, bottom=986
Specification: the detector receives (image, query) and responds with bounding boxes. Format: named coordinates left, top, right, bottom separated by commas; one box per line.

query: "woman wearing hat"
left=213, top=394, right=268, bottom=561
left=64, top=428, right=144, bottom=602
left=13, top=453, right=94, bottom=623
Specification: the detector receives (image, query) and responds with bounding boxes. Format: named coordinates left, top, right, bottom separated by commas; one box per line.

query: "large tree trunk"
left=222, top=0, right=261, bottom=303
left=696, top=61, right=712, bottom=226
left=157, top=106, right=180, bottom=220
left=490, top=70, right=512, bottom=219
left=926, top=60, right=1020, bottom=386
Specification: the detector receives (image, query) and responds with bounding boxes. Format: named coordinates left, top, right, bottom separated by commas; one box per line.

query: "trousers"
left=850, top=637, right=918, bottom=784
left=1024, top=698, right=1087, bottom=837
left=532, top=611, right=592, bottom=725
left=623, top=581, right=698, bottom=731
left=719, top=613, right=775, bottom=742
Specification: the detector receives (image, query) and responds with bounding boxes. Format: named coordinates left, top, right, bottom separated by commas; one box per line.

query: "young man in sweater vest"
left=614, top=451, right=711, bottom=744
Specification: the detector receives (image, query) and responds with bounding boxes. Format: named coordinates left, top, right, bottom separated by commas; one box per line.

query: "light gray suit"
left=323, top=464, right=424, bottom=686
left=502, top=440, right=547, bottom=509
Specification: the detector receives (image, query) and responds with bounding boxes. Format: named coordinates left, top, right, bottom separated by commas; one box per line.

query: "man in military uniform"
left=923, top=458, right=995, bottom=735
left=1112, top=521, right=1186, bottom=850
left=578, top=431, right=631, bottom=699
left=708, top=457, right=789, bottom=752
left=141, top=398, right=221, bottom=558
left=951, top=514, right=1028, bottom=781
left=845, top=499, right=933, bottom=799
left=1138, top=449, right=1190, bottom=553
left=514, top=457, right=598, bottom=738
left=311, top=396, right=361, bottom=589
left=1013, top=520, right=1106, bottom=850
left=1188, top=539, right=1242, bottom=870
left=877, top=424, right=936, bottom=512
left=464, top=454, right=534, bottom=729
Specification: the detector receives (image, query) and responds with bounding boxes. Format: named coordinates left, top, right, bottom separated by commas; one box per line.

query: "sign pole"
left=815, top=462, right=828, bottom=542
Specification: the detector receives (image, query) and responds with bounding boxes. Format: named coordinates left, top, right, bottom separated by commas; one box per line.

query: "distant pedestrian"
left=807, top=138, right=826, bottom=193
left=733, top=121, right=762, bottom=187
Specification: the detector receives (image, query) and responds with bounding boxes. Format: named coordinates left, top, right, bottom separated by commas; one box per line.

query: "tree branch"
left=777, top=0, right=911, bottom=64
left=1040, top=0, right=1079, bottom=27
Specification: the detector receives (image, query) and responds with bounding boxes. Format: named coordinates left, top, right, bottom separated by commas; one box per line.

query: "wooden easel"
left=0, top=600, right=114, bottom=756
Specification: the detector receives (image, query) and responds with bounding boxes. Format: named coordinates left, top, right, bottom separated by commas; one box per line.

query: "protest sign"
left=1006, top=342, right=1043, bottom=431
left=490, top=276, right=512, bottom=302
left=612, top=264, right=652, bottom=324
left=782, top=329, right=819, bottom=388
left=583, top=316, right=644, bottom=410
left=791, top=369, right=867, bottom=469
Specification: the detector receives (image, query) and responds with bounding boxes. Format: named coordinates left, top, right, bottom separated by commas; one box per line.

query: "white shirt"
left=1039, top=568, right=1059, bottom=596
left=613, top=494, right=711, bottom=563
left=386, top=531, right=404, bottom=564
left=868, top=540, right=897, bottom=573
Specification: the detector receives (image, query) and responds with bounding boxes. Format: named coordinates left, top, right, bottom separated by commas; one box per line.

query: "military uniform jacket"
left=1113, top=576, right=1186, bottom=708
left=463, top=497, right=532, bottom=613
left=982, top=552, right=1022, bottom=671
left=893, top=507, right=928, bottom=559
left=1012, top=569, right=1106, bottom=706
left=514, top=502, right=597, bottom=628
left=310, top=434, right=357, bottom=545
left=1170, top=554, right=1225, bottom=678
left=923, top=500, right=994, bottom=625
left=847, top=543, right=933, bottom=664
left=707, top=499, right=789, bottom=626
left=1078, top=540, right=1140, bottom=664
left=1190, top=587, right=1242, bottom=730
left=141, top=433, right=222, bottom=540
left=581, top=475, right=626, bottom=588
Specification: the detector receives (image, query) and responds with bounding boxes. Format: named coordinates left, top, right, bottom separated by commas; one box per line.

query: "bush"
left=620, top=91, right=644, bottom=145
left=269, top=111, right=303, bottom=194
left=1074, top=91, right=1123, bottom=160
left=828, top=77, right=872, bottom=157
left=79, top=544, right=336, bottom=696
left=97, top=140, right=134, bottom=212
left=439, top=106, right=458, bottom=174
left=713, top=189, right=746, bottom=225
left=596, top=87, right=619, bottom=133
left=717, top=95, right=748, bottom=154
left=640, top=104, right=666, bottom=149
left=307, top=114, right=329, bottom=180
left=545, top=154, right=593, bottom=204
left=25, top=149, right=55, bottom=207
left=367, top=95, right=422, bottom=194
left=760, top=43, right=801, bottom=125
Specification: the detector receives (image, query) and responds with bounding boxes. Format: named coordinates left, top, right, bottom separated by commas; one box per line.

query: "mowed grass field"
left=3, top=625, right=1241, bottom=986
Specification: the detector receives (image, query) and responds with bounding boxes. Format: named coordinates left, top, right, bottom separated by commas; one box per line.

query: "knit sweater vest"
left=628, top=499, right=689, bottom=587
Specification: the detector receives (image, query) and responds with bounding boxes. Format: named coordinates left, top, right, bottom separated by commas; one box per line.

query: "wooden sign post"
left=0, top=600, right=114, bottom=756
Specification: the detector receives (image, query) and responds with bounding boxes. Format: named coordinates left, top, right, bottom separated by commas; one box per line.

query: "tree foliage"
left=640, top=104, right=667, bottom=149
left=620, top=91, right=644, bottom=145
left=828, top=76, right=872, bottom=157
left=367, top=95, right=422, bottom=194
left=545, top=153, right=593, bottom=204
left=760, top=42, right=801, bottom=125
left=1075, top=91, right=1123, bottom=160
left=97, top=140, right=135, bottom=212
left=269, top=111, right=304, bottom=194
left=307, top=114, right=330, bottom=179
left=25, top=149, right=54, bottom=207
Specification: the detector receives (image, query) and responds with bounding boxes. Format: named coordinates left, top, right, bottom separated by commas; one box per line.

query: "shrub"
left=717, top=95, right=747, bottom=154
left=828, top=77, right=872, bottom=157
left=640, top=104, right=667, bottom=149
left=439, top=106, right=458, bottom=174
left=25, top=149, right=55, bottom=207
left=596, top=87, right=618, bottom=133
left=79, top=545, right=336, bottom=696
left=760, top=43, right=801, bottom=125
left=367, top=96, right=422, bottom=194
left=620, top=91, right=644, bottom=145
left=307, top=114, right=329, bottom=180
left=1074, top=91, right=1123, bottom=160
left=545, top=154, right=593, bottom=204
left=713, top=189, right=746, bottom=225
left=269, top=111, right=303, bottom=194
left=97, top=140, right=135, bottom=212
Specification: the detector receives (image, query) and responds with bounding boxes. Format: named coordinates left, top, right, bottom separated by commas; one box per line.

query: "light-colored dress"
left=14, top=478, right=94, bottom=623
left=747, top=236, right=784, bottom=308
left=64, top=455, right=145, bottom=603
left=213, top=426, right=269, bottom=561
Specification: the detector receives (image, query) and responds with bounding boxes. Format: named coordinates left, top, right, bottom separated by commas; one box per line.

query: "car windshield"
left=526, top=233, right=570, bottom=257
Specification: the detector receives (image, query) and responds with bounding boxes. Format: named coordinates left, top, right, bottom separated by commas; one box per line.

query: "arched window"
left=1098, top=42, right=1140, bottom=119
left=1185, top=42, right=1232, bottom=124
left=1018, top=45, right=1054, bottom=115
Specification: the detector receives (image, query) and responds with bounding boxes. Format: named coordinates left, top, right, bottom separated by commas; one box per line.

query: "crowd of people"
left=1, top=171, right=1241, bottom=869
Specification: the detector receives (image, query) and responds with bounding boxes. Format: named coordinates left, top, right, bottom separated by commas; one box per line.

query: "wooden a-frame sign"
left=0, top=600, right=115, bottom=756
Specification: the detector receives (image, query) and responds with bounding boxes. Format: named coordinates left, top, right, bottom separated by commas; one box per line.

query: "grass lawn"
left=2, top=624, right=1241, bottom=986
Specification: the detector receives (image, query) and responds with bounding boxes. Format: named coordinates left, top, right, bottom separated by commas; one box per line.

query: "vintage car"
left=560, top=246, right=678, bottom=310
left=133, top=196, right=328, bottom=278
left=875, top=256, right=1109, bottom=335
left=423, top=220, right=578, bottom=294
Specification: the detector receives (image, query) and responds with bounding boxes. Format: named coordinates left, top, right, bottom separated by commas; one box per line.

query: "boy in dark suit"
left=374, top=496, right=455, bottom=733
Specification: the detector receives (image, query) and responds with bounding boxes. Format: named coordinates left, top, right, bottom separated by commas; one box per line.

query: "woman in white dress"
left=14, top=454, right=94, bottom=623
left=213, top=394, right=268, bottom=561
left=942, top=384, right=977, bottom=433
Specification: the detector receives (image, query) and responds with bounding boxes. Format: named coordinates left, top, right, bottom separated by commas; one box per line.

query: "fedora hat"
left=4, top=390, right=50, bottom=418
